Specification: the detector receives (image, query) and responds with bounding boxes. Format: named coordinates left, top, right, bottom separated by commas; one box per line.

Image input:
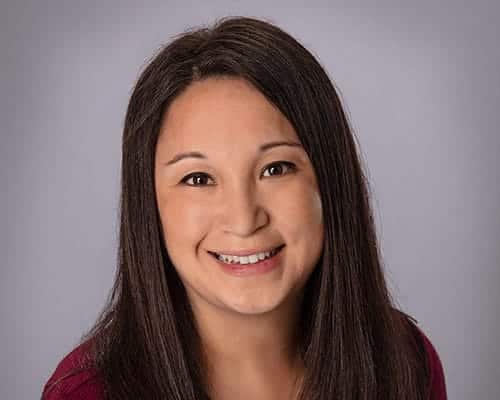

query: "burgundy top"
left=42, top=328, right=447, bottom=399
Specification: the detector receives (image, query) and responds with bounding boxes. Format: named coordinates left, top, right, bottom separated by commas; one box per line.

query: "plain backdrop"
left=1, top=0, right=499, bottom=399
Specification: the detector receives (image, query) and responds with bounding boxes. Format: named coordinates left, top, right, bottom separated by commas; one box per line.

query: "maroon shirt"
left=42, top=328, right=447, bottom=399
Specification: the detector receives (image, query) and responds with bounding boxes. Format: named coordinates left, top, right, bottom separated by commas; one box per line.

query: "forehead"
left=158, top=77, right=299, bottom=151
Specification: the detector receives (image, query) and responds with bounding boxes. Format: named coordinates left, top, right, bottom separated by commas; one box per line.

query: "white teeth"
left=216, top=247, right=281, bottom=265
left=239, top=256, right=250, bottom=264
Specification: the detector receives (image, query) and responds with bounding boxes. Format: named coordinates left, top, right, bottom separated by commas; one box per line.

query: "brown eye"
left=262, top=161, right=296, bottom=178
left=180, top=172, right=215, bottom=187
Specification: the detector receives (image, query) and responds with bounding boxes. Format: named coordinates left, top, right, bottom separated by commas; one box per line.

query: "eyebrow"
left=164, top=140, right=303, bottom=166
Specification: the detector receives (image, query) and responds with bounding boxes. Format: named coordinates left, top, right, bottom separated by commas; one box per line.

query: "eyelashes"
left=261, top=161, right=297, bottom=178
left=180, top=172, right=212, bottom=187
left=179, top=161, right=297, bottom=187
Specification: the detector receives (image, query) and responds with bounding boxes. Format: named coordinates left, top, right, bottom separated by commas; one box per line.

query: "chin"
left=217, top=289, right=290, bottom=316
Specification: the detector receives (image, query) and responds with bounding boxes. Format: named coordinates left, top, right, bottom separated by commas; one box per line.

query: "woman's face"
left=154, top=77, right=324, bottom=316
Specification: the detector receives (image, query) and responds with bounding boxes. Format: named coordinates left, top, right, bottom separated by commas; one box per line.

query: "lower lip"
left=211, top=247, right=285, bottom=277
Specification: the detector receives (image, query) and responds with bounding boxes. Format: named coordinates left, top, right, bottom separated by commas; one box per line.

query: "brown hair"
left=80, top=16, right=429, bottom=399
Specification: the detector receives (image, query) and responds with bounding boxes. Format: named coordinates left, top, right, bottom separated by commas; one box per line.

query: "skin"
left=154, top=77, right=324, bottom=399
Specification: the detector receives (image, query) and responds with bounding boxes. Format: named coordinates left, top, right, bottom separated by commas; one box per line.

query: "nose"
left=219, top=182, right=269, bottom=237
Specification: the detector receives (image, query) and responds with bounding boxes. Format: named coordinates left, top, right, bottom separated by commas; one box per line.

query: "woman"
left=42, top=16, right=447, bottom=400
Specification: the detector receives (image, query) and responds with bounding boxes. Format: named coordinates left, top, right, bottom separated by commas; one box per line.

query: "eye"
left=261, top=161, right=297, bottom=178
left=180, top=172, right=215, bottom=187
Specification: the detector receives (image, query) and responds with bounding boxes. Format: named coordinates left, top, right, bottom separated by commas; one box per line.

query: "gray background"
left=1, top=0, right=499, bottom=399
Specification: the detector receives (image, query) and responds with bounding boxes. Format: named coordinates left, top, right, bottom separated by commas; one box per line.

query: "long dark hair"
left=81, top=16, right=429, bottom=399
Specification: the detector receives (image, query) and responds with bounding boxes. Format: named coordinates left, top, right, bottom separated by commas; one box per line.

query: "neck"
left=189, top=292, right=305, bottom=399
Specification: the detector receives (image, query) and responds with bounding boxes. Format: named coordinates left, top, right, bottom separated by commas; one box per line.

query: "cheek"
left=272, top=184, right=324, bottom=269
left=157, top=191, right=209, bottom=252
left=272, top=184, right=323, bottom=233
left=311, top=190, right=323, bottom=225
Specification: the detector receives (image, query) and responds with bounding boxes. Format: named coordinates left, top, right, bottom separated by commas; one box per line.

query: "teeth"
left=239, top=256, right=250, bottom=264
left=216, top=247, right=281, bottom=265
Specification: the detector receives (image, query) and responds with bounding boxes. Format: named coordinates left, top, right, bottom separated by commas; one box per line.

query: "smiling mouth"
left=207, top=244, right=285, bottom=260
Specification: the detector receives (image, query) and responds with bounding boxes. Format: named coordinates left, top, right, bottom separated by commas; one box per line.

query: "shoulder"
left=416, top=326, right=447, bottom=400
left=401, top=312, right=447, bottom=400
left=42, top=340, right=105, bottom=400
left=395, top=310, right=447, bottom=399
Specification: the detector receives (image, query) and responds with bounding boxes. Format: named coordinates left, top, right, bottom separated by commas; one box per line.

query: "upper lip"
left=208, top=244, right=285, bottom=257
